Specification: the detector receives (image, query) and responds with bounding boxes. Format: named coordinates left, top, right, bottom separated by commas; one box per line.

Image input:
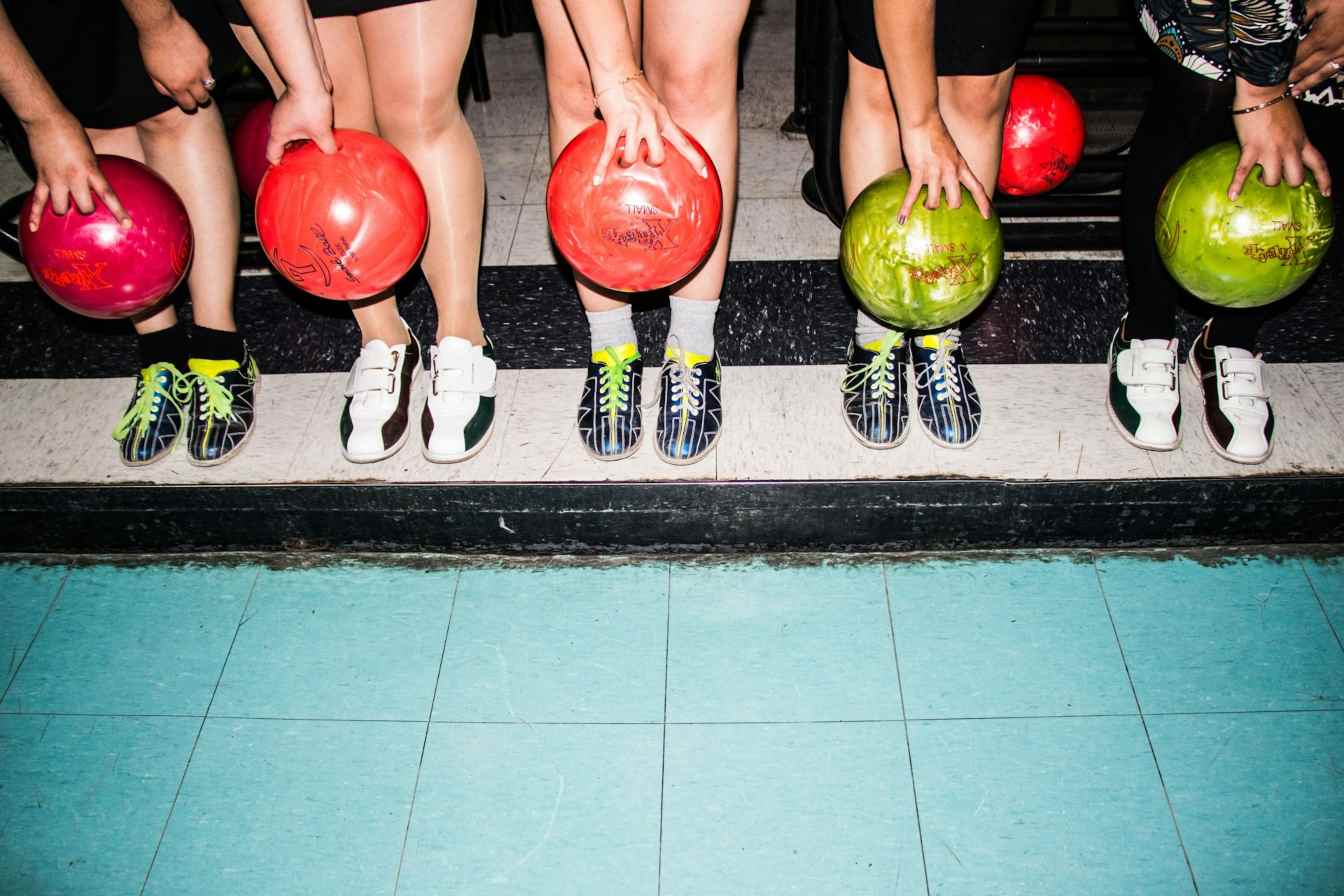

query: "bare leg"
left=838, top=52, right=904, bottom=206
left=86, top=125, right=179, bottom=337
left=131, top=103, right=239, bottom=333
left=533, top=0, right=642, bottom=314
left=231, top=19, right=408, bottom=346
left=935, top=69, right=1016, bottom=192
left=642, top=0, right=751, bottom=301
left=358, top=0, right=484, bottom=344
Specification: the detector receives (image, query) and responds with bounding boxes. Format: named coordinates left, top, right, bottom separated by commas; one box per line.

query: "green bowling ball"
left=1155, top=141, right=1335, bottom=308
left=840, top=169, right=1003, bottom=332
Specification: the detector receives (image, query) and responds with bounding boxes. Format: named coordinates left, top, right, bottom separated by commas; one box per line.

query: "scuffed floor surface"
left=1, top=549, right=1342, bottom=895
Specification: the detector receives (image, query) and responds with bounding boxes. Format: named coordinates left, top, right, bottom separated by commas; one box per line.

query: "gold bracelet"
left=1230, top=90, right=1292, bottom=116
left=593, top=70, right=644, bottom=104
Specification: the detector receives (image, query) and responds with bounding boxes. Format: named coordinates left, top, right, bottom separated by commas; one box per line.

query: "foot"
left=1188, top=323, right=1273, bottom=464
left=578, top=343, right=642, bottom=461
left=654, top=343, right=723, bottom=466
left=112, top=362, right=191, bottom=466
left=185, top=347, right=259, bottom=466
left=841, top=331, right=908, bottom=449
left=910, top=328, right=981, bottom=448
left=422, top=335, right=497, bottom=463
left=340, top=323, right=421, bottom=463
left=1106, top=319, right=1180, bottom=451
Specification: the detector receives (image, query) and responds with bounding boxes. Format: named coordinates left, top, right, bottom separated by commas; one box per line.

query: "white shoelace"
left=915, top=329, right=963, bottom=401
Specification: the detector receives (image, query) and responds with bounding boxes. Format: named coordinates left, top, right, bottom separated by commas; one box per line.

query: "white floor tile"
left=482, top=204, right=521, bottom=267
left=464, top=77, right=548, bottom=138
left=1300, top=362, right=1344, bottom=433
left=480, top=134, right=542, bottom=206
left=731, top=197, right=838, bottom=261
left=507, top=204, right=560, bottom=266
left=522, top=135, right=553, bottom=206
left=738, top=128, right=811, bottom=199
left=480, top=33, right=545, bottom=81
left=0, top=378, right=125, bottom=483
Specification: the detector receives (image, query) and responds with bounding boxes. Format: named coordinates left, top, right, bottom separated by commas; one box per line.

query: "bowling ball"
left=231, top=98, right=275, bottom=202
left=546, top=121, right=722, bottom=293
left=20, top=155, right=192, bottom=320
left=841, top=169, right=1003, bottom=331
left=998, top=74, right=1085, bottom=196
left=1155, top=141, right=1335, bottom=308
left=256, top=129, right=428, bottom=301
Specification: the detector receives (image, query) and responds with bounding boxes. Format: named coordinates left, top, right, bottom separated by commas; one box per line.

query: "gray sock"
left=855, top=307, right=899, bottom=348
left=667, top=296, right=720, bottom=358
left=586, top=305, right=638, bottom=356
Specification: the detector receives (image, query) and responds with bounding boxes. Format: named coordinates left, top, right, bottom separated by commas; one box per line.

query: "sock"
left=666, top=296, right=719, bottom=359
left=855, top=307, right=897, bottom=349
left=586, top=305, right=637, bottom=357
left=137, top=324, right=189, bottom=371
left=191, top=325, right=246, bottom=363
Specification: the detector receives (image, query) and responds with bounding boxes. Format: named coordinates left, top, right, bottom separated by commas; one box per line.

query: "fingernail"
left=592, top=175, right=602, bottom=186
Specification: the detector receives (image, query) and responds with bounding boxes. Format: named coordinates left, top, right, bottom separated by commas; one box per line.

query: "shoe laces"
left=665, top=339, right=704, bottom=417
left=915, top=329, right=963, bottom=402
left=195, top=369, right=238, bottom=423
left=597, top=346, right=638, bottom=417
left=113, top=363, right=190, bottom=440
left=842, top=332, right=901, bottom=401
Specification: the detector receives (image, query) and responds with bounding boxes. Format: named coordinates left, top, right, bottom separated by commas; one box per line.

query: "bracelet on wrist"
left=1230, top=89, right=1292, bottom=116
left=593, top=70, right=644, bottom=105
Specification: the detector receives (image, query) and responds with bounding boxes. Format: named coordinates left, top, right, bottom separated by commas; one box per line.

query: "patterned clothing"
left=1137, top=0, right=1342, bottom=107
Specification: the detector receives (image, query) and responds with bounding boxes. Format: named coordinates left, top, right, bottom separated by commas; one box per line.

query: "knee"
left=545, top=63, right=599, bottom=126
left=644, top=51, right=737, bottom=119
left=845, top=57, right=894, bottom=118
left=375, top=86, right=465, bottom=143
left=940, top=72, right=1015, bottom=130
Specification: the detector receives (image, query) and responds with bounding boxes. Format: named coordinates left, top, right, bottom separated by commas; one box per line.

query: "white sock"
left=855, top=307, right=898, bottom=348
left=586, top=305, right=637, bottom=356
left=667, top=296, right=720, bottom=358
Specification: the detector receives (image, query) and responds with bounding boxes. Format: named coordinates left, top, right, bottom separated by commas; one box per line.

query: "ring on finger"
left=203, top=77, right=216, bottom=90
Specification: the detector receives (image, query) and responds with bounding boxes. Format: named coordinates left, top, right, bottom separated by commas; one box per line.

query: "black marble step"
left=2, top=476, right=1341, bottom=554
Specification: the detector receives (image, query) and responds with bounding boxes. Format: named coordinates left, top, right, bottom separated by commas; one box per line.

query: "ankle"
left=362, top=320, right=411, bottom=347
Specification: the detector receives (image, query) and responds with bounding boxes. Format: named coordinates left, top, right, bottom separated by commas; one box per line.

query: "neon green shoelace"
left=842, top=332, right=902, bottom=401
left=598, top=347, right=639, bottom=417
left=112, top=363, right=191, bottom=441
left=195, top=370, right=237, bottom=422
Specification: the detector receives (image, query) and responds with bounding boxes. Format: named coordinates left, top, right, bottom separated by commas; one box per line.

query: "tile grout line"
left=393, top=568, right=463, bottom=896
left=1298, top=557, right=1344, bottom=657
left=1091, top=558, right=1201, bottom=896
left=881, top=563, right=932, bottom=896
left=655, top=561, right=672, bottom=896
left=139, top=567, right=263, bottom=896
left=0, top=567, right=71, bottom=708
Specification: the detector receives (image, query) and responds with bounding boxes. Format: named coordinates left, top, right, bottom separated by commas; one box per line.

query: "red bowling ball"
left=998, top=74, right=1085, bottom=197
left=255, top=129, right=428, bottom=301
left=546, top=121, right=722, bottom=293
left=20, top=156, right=192, bottom=320
left=231, top=98, right=275, bottom=202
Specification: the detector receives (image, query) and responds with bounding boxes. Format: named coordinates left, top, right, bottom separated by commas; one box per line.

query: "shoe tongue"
left=665, top=345, right=710, bottom=366
left=593, top=342, right=639, bottom=364
left=1133, top=338, right=1175, bottom=352
left=915, top=335, right=943, bottom=350
left=189, top=358, right=240, bottom=377
left=436, top=336, right=476, bottom=363
left=1219, top=346, right=1254, bottom=361
left=361, top=339, right=395, bottom=362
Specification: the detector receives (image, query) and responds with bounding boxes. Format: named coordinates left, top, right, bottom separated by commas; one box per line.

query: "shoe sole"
left=1103, top=340, right=1180, bottom=452
left=1186, top=352, right=1272, bottom=465
left=423, top=418, right=496, bottom=464
left=342, top=366, right=419, bottom=464
left=187, top=377, right=260, bottom=468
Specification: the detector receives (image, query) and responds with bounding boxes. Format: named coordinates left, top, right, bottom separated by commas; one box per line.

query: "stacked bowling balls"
left=547, top=121, right=723, bottom=293
left=256, top=128, right=429, bottom=301
left=230, top=98, right=275, bottom=202
left=1156, top=141, right=1335, bottom=307
left=841, top=169, right=1004, bottom=331
left=20, top=155, right=193, bottom=319
left=998, top=74, right=1085, bottom=197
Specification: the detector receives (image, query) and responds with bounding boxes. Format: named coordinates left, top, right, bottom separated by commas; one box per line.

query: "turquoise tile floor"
left=1, top=551, right=1342, bottom=895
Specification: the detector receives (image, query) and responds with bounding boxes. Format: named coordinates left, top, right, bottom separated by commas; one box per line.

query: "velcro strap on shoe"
left=1116, top=346, right=1176, bottom=388
left=1220, top=358, right=1269, bottom=401
left=435, top=354, right=497, bottom=395
left=345, top=364, right=394, bottom=397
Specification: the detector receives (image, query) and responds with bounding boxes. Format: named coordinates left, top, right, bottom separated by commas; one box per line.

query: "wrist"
left=17, top=98, right=69, bottom=129
left=1234, top=77, right=1288, bottom=106
left=589, top=58, right=641, bottom=92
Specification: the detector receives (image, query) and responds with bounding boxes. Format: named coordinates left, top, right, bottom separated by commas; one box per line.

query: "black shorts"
left=218, top=0, right=428, bottom=26
left=0, top=0, right=241, bottom=131
left=837, top=0, right=1037, bottom=76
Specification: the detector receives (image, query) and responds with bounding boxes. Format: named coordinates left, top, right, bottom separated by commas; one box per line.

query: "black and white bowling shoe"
left=1106, top=317, right=1181, bottom=451
left=909, top=328, right=980, bottom=448
left=1187, top=322, right=1273, bottom=464
left=654, top=340, right=722, bottom=466
left=841, top=331, right=908, bottom=449
left=112, top=362, right=190, bottom=466
left=186, top=347, right=259, bottom=466
left=340, top=322, right=421, bottom=463
left=578, top=343, right=643, bottom=461
left=422, top=335, right=498, bottom=463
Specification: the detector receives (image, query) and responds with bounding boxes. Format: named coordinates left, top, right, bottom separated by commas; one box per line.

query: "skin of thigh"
left=356, top=0, right=485, bottom=343
left=935, top=69, right=1016, bottom=190
left=839, top=51, right=904, bottom=206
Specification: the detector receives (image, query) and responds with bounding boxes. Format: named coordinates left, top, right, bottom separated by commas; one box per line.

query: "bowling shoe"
left=1187, top=324, right=1273, bottom=465
left=654, top=342, right=722, bottom=466
left=113, top=362, right=192, bottom=466
left=1106, top=319, right=1181, bottom=451
left=578, top=343, right=643, bottom=461
left=341, top=323, right=421, bottom=463
left=841, top=331, right=909, bottom=449
left=186, top=348, right=259, bottom=466
left=422, top=336, right=498, bottom=464
left=910, top=328, right=981, bottom=449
